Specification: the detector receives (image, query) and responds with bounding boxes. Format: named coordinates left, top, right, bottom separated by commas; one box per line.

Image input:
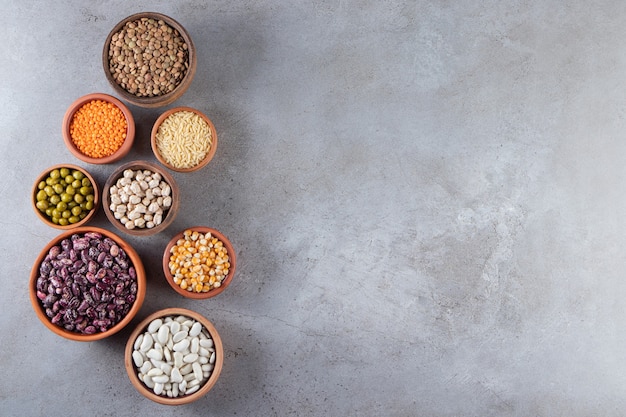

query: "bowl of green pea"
left=32, top=164, right=100, bottom=229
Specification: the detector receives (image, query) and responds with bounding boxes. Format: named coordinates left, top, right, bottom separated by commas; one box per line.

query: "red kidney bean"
left=36, top=232, right=138, bottom=334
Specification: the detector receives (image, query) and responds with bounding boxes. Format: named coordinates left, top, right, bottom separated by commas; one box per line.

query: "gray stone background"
left=2, top=0, right=626, bottom=416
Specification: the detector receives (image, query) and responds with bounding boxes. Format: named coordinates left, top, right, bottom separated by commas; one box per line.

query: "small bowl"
left=103, top=12, right=197, bottom=108
left=163, top=227, right=236, bottom=299
left=29, top=226, right=146, bottom=341
left=103, top=160, right=179, bottom=236
left=32, top=164, right=100, bottom=229
left=125, top=307, right=224, bottom=405
left=62, top=93, right=136, bottom=164
left=151, top=107, right=218, bottom=172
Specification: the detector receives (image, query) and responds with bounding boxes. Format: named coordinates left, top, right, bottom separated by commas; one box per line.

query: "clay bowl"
left=125, top=307, right=223, bottom=405
left=29, top=226, right=146, bottom=342
left=163, top=227, right=236, bottom=299
left=103, top=161, right=179, bottom=236
left=62, top=93, right=135, bottom=164
left=103, top=12, right=197, bottom=108
left=32, top=164, right=100, bottom=229
left=151, top=107, right=218, bottom=172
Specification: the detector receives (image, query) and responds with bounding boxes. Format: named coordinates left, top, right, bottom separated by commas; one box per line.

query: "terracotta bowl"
left=29, top=226, right=146, bottom=342
left=32, top=164, right=100, bottom=230
left=103, top=12, right=197, bottom=108
left=103, top=161, right=179, bottom=236
left=151, top=107, right=218, bottom=172
left=62, top=93, right=135, bottom=164
left=125, top=307, right=224, bottom=405
left=163, top=226, right=236, bottom=299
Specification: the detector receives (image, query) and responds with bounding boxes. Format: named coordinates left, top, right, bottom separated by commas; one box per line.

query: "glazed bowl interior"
left=32, top=164, right=100, bottom=230
left=29, top=226, right=146, bottom=341
left=62, top=93, right=135, bottom=164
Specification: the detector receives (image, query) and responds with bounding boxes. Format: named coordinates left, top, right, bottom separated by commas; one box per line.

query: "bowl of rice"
left=151, top=107, right=217, bottom=172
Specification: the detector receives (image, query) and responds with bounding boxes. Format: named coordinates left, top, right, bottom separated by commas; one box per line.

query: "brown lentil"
left=108, top=17, right=189, bottom=97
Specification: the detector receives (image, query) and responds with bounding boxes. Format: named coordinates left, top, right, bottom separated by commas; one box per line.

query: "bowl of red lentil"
left=62, top=93, right=136, bottom=164
left=151, top=107, right=217, bottom=172
left=103, top=12, right=197, bottom=108
left=162, top=227, right=236, bottom=299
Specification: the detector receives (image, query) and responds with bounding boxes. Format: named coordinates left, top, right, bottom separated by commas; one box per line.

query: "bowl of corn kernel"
left=162, top=227, right=236, bottom=299
left=62, top=93, right=135, bottom=164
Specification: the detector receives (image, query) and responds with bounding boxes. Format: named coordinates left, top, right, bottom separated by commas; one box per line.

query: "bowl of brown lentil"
left=62, top=93, right=136, bottom=164
left=29, top=226, right=146, bottom=342
left=103, top=160, right=179, bottom=237
left=32, top=164, right=100, bottom=229
left=162, top=227, right=236, bottom=299
left=151, top=106, right=218, bottom=172
left=103, top=12, right=197, bottom=108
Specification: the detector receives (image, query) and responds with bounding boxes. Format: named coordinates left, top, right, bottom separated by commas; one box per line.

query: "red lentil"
left=69, top=100, right=127, bottom=158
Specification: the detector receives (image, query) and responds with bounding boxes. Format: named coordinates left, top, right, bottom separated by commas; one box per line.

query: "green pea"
left=61, top=193, right=73, bottom=203
left=73, top=193, right=84, bottom=204
left=72, top=170, right=84, bottom=180
left=79, top=213, right=87, bottom=219
left=80, top=186, right=93, bottom=196
left=36, top=190, right=47, bottom=201
left=45, top=177, right=54, bottom=186
left=36, top=200, right=48, bottom=211
left=86, top=194, right=94, bottom=202
left=52, top=217, right=60, bottom=225
left=72, top=179, right=82, bottom=189
left=85, top=201, right=94, bottom=211
left=65, top=175, right=74, bottom=184
left=61, top=210, right=71, bottom=219
left=49, top=195, right=61, bottom=205
left=82, top=178, right=91, bottom=187
left=44, top=186, right=55, bottom=197
left=65, top=186, right=76, bottom=196
left=51, top=209, right=61, bottom=219
left=58, top=218, right=68, bottom=226
left=53, top=183, right=64, bottom=194
left=68, top=216, right=80, bottom=224
left=60, top=168, right=70, bottom=178
left=50, top=169, right=60, bottom=180
left=38, top=181, right=46, bottom=190
left=56, top=201, right=68, bottom=211
left=71, top=206, right=82, bottom=216
left=45, top=208, right=54, bottom=217
left=68, top=201, right=77, bottom=208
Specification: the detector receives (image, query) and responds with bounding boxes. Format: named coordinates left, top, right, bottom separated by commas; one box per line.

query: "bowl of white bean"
left=124, top=307, right=223, bottom=405
left=151, top=106, right=217, bottom=172
left=103, top=160, right=179, bottom=236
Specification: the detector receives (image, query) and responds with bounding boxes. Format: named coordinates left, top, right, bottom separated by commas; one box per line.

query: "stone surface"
left=2, top=1, right=626, bottom=416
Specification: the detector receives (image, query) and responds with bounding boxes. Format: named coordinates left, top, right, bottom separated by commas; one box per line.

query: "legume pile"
left=108, top=17, right=189, bottom=97
left=132, top=315, right=217, bottom=397
left=35, top=231, right=138, bottom=334
left=35, top=167, right=95, bottom=226
left=168, top=230, right=231, bottom=293
left=154, top=110, right=212, bottom=169
left=69, top=99, right=127, bottom=158
left=109, top=168, right=172, bottom=230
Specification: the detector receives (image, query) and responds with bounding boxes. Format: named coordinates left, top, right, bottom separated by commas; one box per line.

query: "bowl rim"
left=124, top=307, right=224, bottom=405
left=62, top=92, right=136, bottom=165
left=29, top=226, right=146, bottom=342
left=102, top=160, right=180, bottom=236
left=102, top=12, right=197, bottom=108
left=150, top=106, right=218, bottom=173
left=32, top=163, right=100, bottom=230
left=162, top=226, right=236, bottom=299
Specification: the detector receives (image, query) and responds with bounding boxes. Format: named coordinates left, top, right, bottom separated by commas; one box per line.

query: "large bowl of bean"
left=103, top=12, right=197, bottom=108
left=124, top=308, right=223, bottom=405
left=103, top=160, right=179, bottom=236
left=162, top=227, right=236, bottom=299
left=151, top=106, right=218, bottom=172
left=29, top=227, right=146, bottom=341
left=62, top=93, right=136, bottom=164
left=32, top=164, right=100, bottom=229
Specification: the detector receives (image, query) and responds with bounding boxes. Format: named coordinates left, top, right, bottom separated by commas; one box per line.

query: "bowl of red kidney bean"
left=29, top=226, right=146, bottom=341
